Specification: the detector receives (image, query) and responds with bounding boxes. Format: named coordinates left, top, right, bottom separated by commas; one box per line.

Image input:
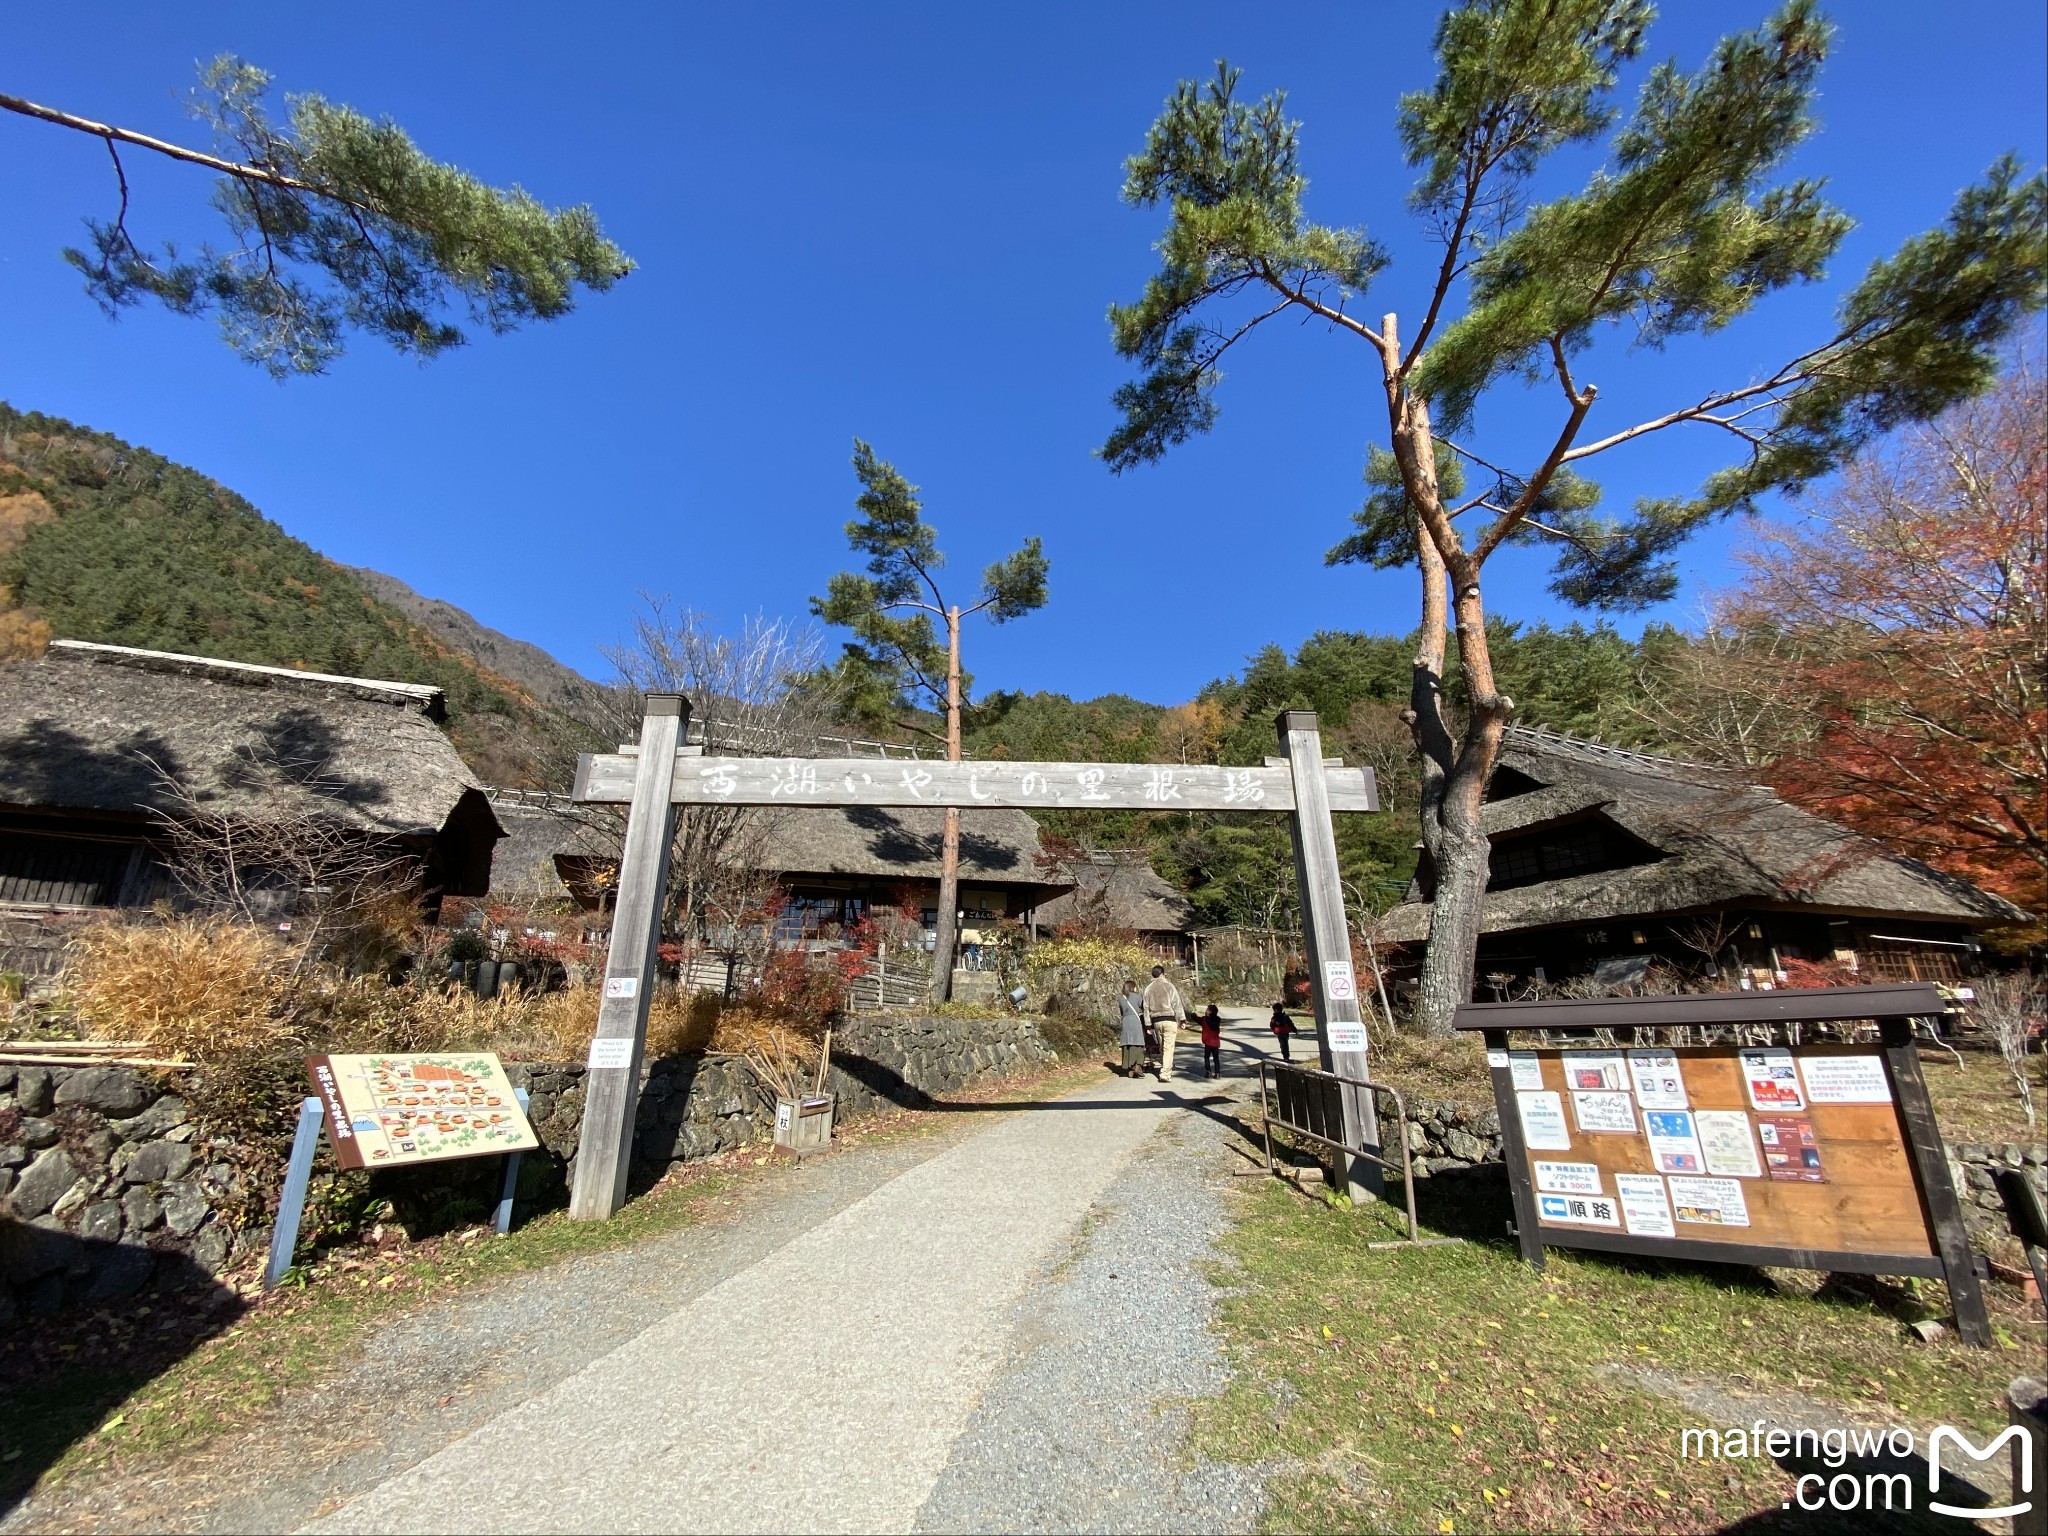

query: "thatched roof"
left=487, top=797, right=619, bottom=902
left=761, top=805, right=1065, bottom=895
left=0, top=642, right=499, bottom=885
left=1035, top=852, right=1196, bottom=935
left=1380, top=726, right=2023, bottom=943
left=486, top=799, right=1072, bottom=903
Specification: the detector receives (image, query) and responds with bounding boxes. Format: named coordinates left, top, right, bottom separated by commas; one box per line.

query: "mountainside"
left=0, top=402, right=587, bottom=786
left=347, top=565, right=603, bottom=720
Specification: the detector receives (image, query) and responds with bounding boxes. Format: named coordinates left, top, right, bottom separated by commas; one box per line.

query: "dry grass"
left=66, top=917, right=295, bottom=1061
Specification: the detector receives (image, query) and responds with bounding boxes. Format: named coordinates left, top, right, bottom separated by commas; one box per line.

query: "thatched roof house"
left=0, top=640, right=501, bottom=910
left=489, top=798, right=1070, bottom=943
left=1033, top=851, right=1196, bottom=957
left=1381, top=726, right=2021, bottom=990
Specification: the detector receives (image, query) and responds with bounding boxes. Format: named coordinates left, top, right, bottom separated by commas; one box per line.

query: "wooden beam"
left=568, top=694, right=686, bottom=1222
left=1880, top=1015, right=1993, bottom=1347
left=1278, top=709, right=1383, bottom=1202
left=573, top=753, right=1378, bottom=814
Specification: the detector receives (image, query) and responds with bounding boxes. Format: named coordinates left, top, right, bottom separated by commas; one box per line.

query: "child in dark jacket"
left=1199, top=1005, right=1223, bottom=1078
left=1268, top=1002, right=1297, bottom=1061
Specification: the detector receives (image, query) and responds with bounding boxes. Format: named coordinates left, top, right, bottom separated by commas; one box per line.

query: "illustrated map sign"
left=306, top=1053, right=538, bottom=1170
left=1453, top=983, right=1991, bottom=1348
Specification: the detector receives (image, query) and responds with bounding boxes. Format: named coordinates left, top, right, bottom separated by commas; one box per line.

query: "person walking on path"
left=1268, top=1001, right=1298, bottom=1062
left=1116, top=980, right=1147, bottom=1077
left=1142, top=965, right=1186, bottom=1081
left=1198, top=1005, right=1223, bottom=1079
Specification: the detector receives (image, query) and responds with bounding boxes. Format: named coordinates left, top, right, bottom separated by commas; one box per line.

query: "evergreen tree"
left=2, top=57, right=630, bottom=376
left=812, top=441, right=1048, bottom=999
left=1103, top=3, right=2046, bottom=1031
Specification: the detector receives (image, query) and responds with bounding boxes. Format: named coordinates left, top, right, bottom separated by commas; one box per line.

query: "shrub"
left=66, top=915, right=294, bottom=1060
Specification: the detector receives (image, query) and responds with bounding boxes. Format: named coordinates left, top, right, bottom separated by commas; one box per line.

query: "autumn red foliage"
left=1722, top=355, right=2046, bottom=933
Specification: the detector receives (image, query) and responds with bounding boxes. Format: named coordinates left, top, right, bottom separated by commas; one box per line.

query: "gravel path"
left=913, top=1030, right=1275, bottom=1534
left=8, top=1010, right=1291, bottom=1535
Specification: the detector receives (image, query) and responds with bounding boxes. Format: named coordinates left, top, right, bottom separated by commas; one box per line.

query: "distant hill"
left=346, top=565, right=604, bottom=721
left=0, top=402, right=590, bottom=786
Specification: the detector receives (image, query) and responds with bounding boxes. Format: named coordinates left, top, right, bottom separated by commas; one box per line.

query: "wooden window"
left=0, top=835, right=130, bottom=908
left=1861, top=942, right=1964, bottom=985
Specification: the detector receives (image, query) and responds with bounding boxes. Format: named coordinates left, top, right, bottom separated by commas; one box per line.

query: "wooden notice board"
left=305, top=1053, right=538, bottom=1171
left=1453, top=983, right=1991, bottom=1347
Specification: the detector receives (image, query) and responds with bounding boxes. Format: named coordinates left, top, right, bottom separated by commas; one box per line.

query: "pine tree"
left=812, top=441, right=1048, bottom=999
left=3, top=57, right=630, bottom=376
left=1102, top=2, right=2046, bottom=1031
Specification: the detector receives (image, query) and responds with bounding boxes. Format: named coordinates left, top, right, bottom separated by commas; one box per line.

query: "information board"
left=1453, top=983, right=1990, bottom=1348
left=1502, top=1045, right=1929, bottom=1257
left=305, top=1053, right=539, bottom=1170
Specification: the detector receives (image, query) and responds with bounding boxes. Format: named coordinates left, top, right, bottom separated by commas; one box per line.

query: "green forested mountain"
left=0, top=402, right=576, bottom=785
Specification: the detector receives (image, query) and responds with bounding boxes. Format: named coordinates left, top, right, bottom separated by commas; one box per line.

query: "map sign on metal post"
left=304, top=1053, right=538, bottom=1168
left=566, top=700, right=1381, bottom=1221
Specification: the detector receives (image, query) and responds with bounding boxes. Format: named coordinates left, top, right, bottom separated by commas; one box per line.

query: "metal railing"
left=1254, top=1061, right=1459, bottom=1250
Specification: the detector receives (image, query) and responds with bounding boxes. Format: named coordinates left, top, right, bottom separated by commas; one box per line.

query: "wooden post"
left=1879, top=1014, right=1993, bottom=1347
left=1277, top=709, right=1383, bottom=1202
left=568, top=693, right=686, bottom=1221
left=1484, top=1028, right=1548, bottom=1269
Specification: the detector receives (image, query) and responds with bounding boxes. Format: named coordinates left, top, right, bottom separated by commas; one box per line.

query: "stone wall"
left=2, top=1012, right=1057, bottom=1318
left=0, top=1063, right=248, bottom=1322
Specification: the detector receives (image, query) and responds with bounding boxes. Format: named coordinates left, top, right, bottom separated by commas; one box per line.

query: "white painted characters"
left=1221, top=769, right=1265, bottom=804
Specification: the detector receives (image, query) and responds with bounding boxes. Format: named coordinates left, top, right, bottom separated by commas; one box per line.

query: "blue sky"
left=4, top=3, right=2043, bottom=705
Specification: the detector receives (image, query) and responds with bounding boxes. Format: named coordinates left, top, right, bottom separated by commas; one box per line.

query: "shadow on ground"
left=0, top=1222, right=241, bottom=1515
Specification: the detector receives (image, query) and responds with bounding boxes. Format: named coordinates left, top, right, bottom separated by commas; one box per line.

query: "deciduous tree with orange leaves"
left=1650, top=353, right=2045, bottom=937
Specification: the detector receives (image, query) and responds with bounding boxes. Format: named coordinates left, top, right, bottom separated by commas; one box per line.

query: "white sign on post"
left=603, top=976, right=639, bottom=999
left=1323, top=960, right=1357, bottom=1002
left=1327, top=1021, right=1367, bottom=1052
left=587, top=1036, right=634, bottom=1070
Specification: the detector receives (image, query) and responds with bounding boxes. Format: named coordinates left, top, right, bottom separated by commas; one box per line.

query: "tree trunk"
left=930, top=605, right=964, bottom=1003
left=1381, top=319, right=1513, bottom=1036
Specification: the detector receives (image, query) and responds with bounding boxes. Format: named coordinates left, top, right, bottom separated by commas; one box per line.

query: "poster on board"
left=1507, top=1052, right=1545, bottom=1091
left=305, top=1053, right=537, bottom=1171
left=1572, top=1091, right=1638, bottom=1135
left=1517, top=1090, right=1573, bottom=1151
left=1615, top=1172, right=1677, bottom=1237
left=1799, top=1055, right=1892, bottom=1104
left=1534, top=1161, right=1604, bottom=1195
left=1643, top=1109, right=1706, bottom=1174
left=1539, top=1191, right=1621, bottom=1227
left=1739, top=1048, right=1806, bottom=1111
left=1626, top=1049, right=1689, bottom=1110
left=1695, top=1110, right=1764, bottom=1178
left=1758, top=1115, right=1826, bottom=1181
left=1668, top=1176, right=1752, bottom=1227
left=1561, top=1052, right=1627, bottom=1092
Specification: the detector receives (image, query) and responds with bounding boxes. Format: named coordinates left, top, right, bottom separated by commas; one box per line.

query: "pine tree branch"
left=1, top=90, right=342, bottom=203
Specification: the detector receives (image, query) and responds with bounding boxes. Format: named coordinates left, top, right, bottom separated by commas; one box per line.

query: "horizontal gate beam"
left=572, top=752, right=1378, bottom=815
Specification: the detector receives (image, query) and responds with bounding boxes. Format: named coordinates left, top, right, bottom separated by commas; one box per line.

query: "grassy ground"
left=1192, top=1166, right=2042, bottom=1535
left=0, top=1056, right=1110, bottom=1506
left=1374, top=1030, right=2044, bottom=1145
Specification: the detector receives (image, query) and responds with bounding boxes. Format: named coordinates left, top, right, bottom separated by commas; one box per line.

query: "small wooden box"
left=774, top=1094, right=835, bottom=1156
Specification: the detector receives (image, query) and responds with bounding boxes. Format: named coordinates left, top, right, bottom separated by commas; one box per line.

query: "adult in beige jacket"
left=1141, top=965, right=1187, bottom=1081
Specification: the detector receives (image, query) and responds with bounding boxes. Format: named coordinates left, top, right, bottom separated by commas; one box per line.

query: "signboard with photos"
left=1452, top=983, right=1991, bottom=1348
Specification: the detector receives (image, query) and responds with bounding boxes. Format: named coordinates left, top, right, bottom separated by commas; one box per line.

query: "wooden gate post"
left=1277, top=709, right=1383, bottom=1202
left=568, top=693, right=686, bottom=1221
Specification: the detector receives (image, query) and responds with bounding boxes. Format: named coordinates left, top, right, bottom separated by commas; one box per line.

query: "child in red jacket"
left=1198, top=1005, right=1223, bottom=1079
